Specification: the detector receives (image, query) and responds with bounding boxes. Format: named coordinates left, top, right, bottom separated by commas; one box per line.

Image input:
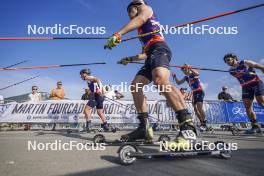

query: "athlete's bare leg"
left=97, top=109, right=107, bottom=123
left=120, top=75, right=151, bottom=141
left=152, top=67, right=187, bottom=111
left=243, top=99, right=256, bottom=122
left=84, top=105, right=92, bottom=121
left=131, top=75, right=151, bottom=113
left=83, top=105, right=93, bottom=131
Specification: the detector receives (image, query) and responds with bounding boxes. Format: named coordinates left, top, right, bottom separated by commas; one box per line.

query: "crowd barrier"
left=0, top=99, right=263, bottom=124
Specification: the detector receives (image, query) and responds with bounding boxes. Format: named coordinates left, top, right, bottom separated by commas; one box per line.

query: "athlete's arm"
left=128, top=53, right=147, bottom=61
left=190, top=69, right=199, bottom=76
left=118, top=5, right=152, bottom=35
left=172, top=74, right=186, bottom=85
left=245, top=60, right=264, bottom=73
left=118, top=53, right=147, bottom=65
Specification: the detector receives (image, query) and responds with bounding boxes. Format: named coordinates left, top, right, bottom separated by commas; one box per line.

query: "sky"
left=0, top=0, right=264, bottom=100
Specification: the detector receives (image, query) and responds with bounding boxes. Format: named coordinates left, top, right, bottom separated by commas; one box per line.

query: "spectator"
left=114, top=90, right=124, bottom=100
left=49, top=81, right=65, bottom=131
left=218, top=86, right=234, bottom=102
left=180, top=88, right=192, bottom=101
left=29, top=86, right=42, bottom=102
left=81, top=88, right=91, bottom=100
left=24, top=86, right=42, bottom=130
left=50, top=81, right=65, bottom=100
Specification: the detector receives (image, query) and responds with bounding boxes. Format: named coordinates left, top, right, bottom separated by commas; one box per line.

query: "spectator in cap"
left=218, top=86, right=234, bottom=102
left=49, top=81, right=65, bottom=131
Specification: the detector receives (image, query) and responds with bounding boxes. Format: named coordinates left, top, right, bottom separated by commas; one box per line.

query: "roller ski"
left=93, top=114, right=170, bottom=146
left=118, top=140, right=232, bottom=165
left=118, top=119, right=231, bottom=165
left=92, top=133, right=171, bottom=146
left=67, top=122, right=117, bottom=134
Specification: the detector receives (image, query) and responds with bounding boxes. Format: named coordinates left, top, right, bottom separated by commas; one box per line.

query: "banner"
left=1, top=100, right=264, bottom=123
left=0, top=100, right=166, bottom=123
left=225, top=102, right=264, bottom=123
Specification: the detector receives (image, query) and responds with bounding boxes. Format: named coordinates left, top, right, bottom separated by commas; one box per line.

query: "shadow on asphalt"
left=62, top=148, right=264, bottom=176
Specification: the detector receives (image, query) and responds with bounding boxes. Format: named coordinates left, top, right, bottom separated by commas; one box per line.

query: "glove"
left=117, top=57, right=133, bottom=65
left=104, top=33, right=122, bottom=50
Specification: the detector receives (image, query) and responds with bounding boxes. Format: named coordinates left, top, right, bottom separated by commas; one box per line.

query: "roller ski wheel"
left=111, top=127, right=117, bottom=133
left=158, top=135, right=171, bottom=142
left=206, top=126, right=214, bottom=134
left=214, top=141, right=232, bottom=159
left=118, top=145, right=137, bottom=166
left=93, top=134, right=106, bottom=143
left=67, top=129, right=73, bottom=134
left=230, top=125, right=240, bottom=136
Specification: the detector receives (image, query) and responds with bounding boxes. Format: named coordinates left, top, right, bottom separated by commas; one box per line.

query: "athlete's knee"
left=153, top=76, right=169, bottom=87
left=97, top=109, right=104, bottom=115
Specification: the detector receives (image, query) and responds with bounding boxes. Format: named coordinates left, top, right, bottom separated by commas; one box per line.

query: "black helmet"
left=223, top=53, right=238, bottom=63
left=80, top=69, right=91, bottom=75
left=127, top=0, right=146, bottom=12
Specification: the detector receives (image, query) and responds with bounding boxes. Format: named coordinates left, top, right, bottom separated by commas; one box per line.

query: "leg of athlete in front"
left=131, top=75, right=151, bottom=113
left=152, top=67, right=187, bottom=112
left=120, top=75, right=151, bottom=141
left=152, top=67, right=197, bottom=148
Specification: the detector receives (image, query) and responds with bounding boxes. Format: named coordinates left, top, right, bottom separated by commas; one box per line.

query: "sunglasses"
left=32, top=89, right=38, bottom=90
left=225, top=58, right=233, bottom=62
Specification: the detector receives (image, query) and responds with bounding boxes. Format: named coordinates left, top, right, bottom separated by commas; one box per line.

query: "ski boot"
left=80, top=120, right=92, bottom=133
left=120, top=113, right=153, bottom=142
left=101, top=122, right=110, bottom=132
left=164, top=119, right=197, bottom=151
left=164, top=110, right=198, bottom=151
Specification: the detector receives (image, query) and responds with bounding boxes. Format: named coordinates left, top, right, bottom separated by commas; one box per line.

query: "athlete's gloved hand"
left=104, top=33, right=122, bottom=50
left=117, top=57, right=133, bottom=65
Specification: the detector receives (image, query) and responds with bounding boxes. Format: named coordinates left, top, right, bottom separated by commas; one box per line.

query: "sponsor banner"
left=1, top=100, right=263, bottom=123
left=225, top=102, right=264, bottom=123
left=0, top=100, right=166, bottom=123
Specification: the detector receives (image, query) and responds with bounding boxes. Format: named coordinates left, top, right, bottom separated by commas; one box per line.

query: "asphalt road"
left=0, top=129, right=263, bottom=176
